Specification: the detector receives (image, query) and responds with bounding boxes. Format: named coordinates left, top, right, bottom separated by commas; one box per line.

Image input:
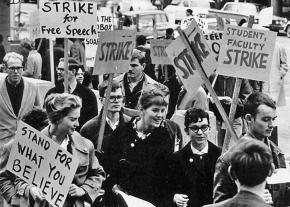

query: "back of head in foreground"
left=229, top=139, right=274, bottom=189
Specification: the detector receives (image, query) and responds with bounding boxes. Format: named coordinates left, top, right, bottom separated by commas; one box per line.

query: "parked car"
left=122, top=10, right=176, bottom=38
left=284, top=21, right=290, bottom=38
left=221, top=2, right=287, bottom=33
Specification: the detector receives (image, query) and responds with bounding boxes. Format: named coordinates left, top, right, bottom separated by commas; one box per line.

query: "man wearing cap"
left=45, top=57, right=98, bottom=131
left=0, top=52, right=41, bottom=206
left=20, top=40, right=42, bottom=79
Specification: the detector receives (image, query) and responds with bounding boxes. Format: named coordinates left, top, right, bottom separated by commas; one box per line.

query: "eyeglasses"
left=188, top=125, right=209, bottom=133
left=8, top=66, right=23, bottom=71
left=109, top=95, right=123, bottom=102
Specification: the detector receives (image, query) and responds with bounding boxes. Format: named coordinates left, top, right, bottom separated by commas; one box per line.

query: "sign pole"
left=177, top=27, right=238, bottom=141
left=64, top=38, right=69, bottom=93
left=222, top=15, right=254, bottom=153
left=49, top=38, right=55, bottom=85
left=97, top=73, right=113, bottom=152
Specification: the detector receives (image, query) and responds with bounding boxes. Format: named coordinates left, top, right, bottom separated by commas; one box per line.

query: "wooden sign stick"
left=177, top=27, right=238, bottom=141
left=64, top=38, right=69, bottom=93
left=222, top=15, right=254, bottom=153
left=97, top=73, right=113, bottom=152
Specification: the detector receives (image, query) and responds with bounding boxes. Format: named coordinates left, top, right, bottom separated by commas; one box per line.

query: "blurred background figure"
left=0, top=34, right=5, bottom=65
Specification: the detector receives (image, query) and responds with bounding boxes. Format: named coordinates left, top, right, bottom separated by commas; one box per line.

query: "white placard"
left=150, top=39, right=172, bottom=65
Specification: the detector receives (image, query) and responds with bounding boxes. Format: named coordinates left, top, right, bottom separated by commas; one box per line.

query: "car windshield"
left=223, top=4, right=238, bottom=12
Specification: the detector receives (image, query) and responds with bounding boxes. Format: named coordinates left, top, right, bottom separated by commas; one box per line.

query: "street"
left=276, top=35, right=290, bottom=163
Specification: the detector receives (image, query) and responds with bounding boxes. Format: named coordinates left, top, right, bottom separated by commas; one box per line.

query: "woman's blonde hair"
left=44, top=93, right=82, bottom=124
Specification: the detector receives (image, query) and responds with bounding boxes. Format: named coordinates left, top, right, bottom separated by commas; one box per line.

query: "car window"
left=223, top=4, right=238, bottom=12
left=139, top=15, right=154, bottom=31
left=156, top=14, right=168, bottom=23
left=239, top=4, right=258, bottom=15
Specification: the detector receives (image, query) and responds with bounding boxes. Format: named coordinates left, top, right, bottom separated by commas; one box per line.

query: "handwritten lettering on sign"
left=39, top=0, right=98, bottom=38
left=150, top=39, right=172, bottom=64
left=86, top=11, right=113, bottom=67
left=6, top=121, right=79, bottom=207
left=204, top=32, right=223, bottom=61
left=166, top=19, right=216, bottom=93
left=217, top=25, right=277, bottom=81
left=93, top=29, right=136, bottom=75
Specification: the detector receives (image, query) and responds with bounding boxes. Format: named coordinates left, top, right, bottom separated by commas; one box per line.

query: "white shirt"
left=190, top=142, right=208, bottom=155
left=106, top=117, right=119, bottom=131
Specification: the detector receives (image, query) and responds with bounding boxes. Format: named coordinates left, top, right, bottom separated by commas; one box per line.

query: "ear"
left=141, top=63, right=146, bottom=70
left=245, top=114, right=253, bottom=123
left=268, top=163, right=275, bottom=177
left=228, top=165, right=236, bottom=181
left=99, top=97, right=104, bottom=105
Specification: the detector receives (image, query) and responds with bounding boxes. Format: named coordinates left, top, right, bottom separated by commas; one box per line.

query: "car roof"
left=123, top=10, right=166, bottom=16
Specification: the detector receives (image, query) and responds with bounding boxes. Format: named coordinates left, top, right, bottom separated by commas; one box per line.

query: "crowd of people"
left=0, top=32, right=289, bottom=207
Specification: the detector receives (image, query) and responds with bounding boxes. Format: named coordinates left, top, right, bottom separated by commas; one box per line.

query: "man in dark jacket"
left=45, top=57, right=98, bottom=131
left=205, top=139, right=274, bottom=207
left=169, top=108, right=221, bottom=207
left=213, top=92, right=287, bottom=207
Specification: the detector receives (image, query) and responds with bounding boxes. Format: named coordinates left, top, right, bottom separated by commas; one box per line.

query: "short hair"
left=139, top=88, right=168, bottom=110
left=230, top=138, right=273, bottom=187
left=184, top=107, right=209, bottom=129
left=131, top=49, right=146, bottom=64
left=244, top=92, right=276, bottom=117
left=44, top=93, right=82, bottom=124
left=166, top=28, right=174, bottom=36
left=136, top=35, right=147, bottom=46
left=98, top=80, right=122, bottom=98
left=22, top=107, right=48, bottom=131
left=3, top=52, right=23, bottom=67
left=186, top=9, right=193, bottom=15
left=20, top=40, right=33, bottom=50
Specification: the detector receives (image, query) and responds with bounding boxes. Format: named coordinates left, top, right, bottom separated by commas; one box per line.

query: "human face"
left=57, top=108, right=80, bottom=136
left=141, top=104, right=166, bottom=129
left=127, top=58, right=144, bottom=81
left=106, top=88, right=123, bottom=112
left=56, top=61, right=65, bottom=81
left=249, top=104, right=277, bottom=139
left=76, top=68, right=84, bottom=84
left=6, top=64, right=23, bottom=85
left=187, top=118, right=209, bottom=150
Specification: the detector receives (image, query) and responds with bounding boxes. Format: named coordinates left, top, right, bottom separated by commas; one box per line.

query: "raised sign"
left=6, top=121, right=79, bottom=207
left=39, top=0, right=98, bottom=38
left=150, top=39, right=172, bottom=64
left=217, top=25, right=277, bottom=81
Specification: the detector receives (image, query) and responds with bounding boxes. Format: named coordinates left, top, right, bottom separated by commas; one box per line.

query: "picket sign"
left=176, top=26, right=238, bottom=142
left=222, top=16, right=254, bottom=153
left=94, top=28, right=136, bottom=151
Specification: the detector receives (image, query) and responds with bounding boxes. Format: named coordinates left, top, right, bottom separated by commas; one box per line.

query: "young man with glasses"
left=168, top=107, right=221, bottom=207
left=45, top=57, right=98, bottom=131
left=0, top=52, right=40, bottom=206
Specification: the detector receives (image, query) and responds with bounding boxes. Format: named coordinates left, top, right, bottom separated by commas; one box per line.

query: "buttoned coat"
left=14, top=127, right=106, bottom=207
left=168, top=141, right=221, bottom=207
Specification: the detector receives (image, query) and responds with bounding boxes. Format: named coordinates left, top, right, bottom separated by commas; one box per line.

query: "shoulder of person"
left=72, top=131, right=94, bottom=152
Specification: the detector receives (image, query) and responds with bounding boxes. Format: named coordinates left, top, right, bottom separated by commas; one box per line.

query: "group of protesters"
left=0, top=30, right=289, bottom=207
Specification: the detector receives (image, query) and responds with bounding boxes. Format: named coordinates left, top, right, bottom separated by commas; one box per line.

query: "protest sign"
left=267, top=168, right=290, bottom=184
left=166, top=19, right=216, bottom=93
left=93, top=29, right=136, bottom=75
left=115, top=190, right=155, bottom=207
left=6, top=121, right=79, bottom=207
left=85, top=12, right=114, bottom=67
left=39, top=0, right=98, bottom=38
left=217, top=25, right=277, bottom=81
left=150, top=39, right=172, bottom=64
left=204, top=32, right=223, bottom=61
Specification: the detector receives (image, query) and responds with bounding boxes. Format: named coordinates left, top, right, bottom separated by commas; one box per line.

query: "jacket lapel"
left=0, top=80, right=16, bottom=118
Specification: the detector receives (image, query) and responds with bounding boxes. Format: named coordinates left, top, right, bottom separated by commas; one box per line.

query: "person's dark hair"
left=0, top=34, right=3, bottom=43
left=55, top=38, right=64, bottom=45
left=136, top=35, right=147, bottom=46
left=131, top=49, right=146, bottom=64
left=244, top=92, right=276, bottom=118
left=186, top=9, right=193, bottom=15
left=44, top=93, right=82, bottom=124
left=82, top=71, right=92, bottom=88
left=22, top=107, right=49, bottom=131
left=166, top=28, right=174, bottom=38
left=139, top=88, right=168, bottom=110
left=98, top=80, right=122, bottom=98
left=184, top=107, right=209, bottom=129
left=230, top=138, right=273, bottom=187
left=123, top=16, right=132, bottom=27
left=21, top=40, right=33, bottom=51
